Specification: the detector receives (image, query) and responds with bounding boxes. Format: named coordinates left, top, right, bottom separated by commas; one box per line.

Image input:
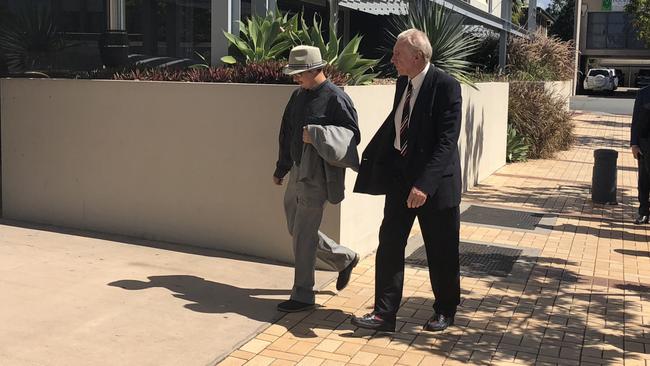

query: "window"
left=126, top=0, right=211, bottom=60
left=586, top=11, right=645, bottom=49
left=588, top=69, right=610, bottom=77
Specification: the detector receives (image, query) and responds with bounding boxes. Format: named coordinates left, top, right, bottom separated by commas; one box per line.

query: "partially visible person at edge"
left=351, top=29, right=463, bottom=333
left=272, top=45, right=361, bottom=313
left=631, top=86, right=650, bottom=224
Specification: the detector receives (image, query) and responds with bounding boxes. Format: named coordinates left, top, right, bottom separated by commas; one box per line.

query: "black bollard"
left=592, top=149, right=618, bottom=204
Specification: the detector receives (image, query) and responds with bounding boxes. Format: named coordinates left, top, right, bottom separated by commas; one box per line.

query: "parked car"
left=583, top=68, right=616, bottom=94
left=635, top=69, right=650, bottom=88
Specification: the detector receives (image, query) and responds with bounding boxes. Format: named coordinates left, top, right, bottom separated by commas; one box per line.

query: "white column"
left=329, top=0, right=339, bottom=38
left=573, top=0, right=583, bottom=95
left=343, top=8, right=350, bottom=45
left=211, top=0, right=241, bottom=66
left=252, top=0, right=277, bottom=16
left=107, top=0, right=126, bottom=30
left=499, top=0, right=512, bottom=71
left=527, top=0, right=537, bottom=33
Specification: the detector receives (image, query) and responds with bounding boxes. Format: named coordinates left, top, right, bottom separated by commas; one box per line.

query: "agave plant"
left=291, top=14, right=379, bottom=85
left=0, top=4, right=65, bottom=73
left=387, top=0, right=480, bottom=85
left=506, top=124, right=529, bottom=163
left=222, top=10, right=379, bottom=85
left=221, top=10, right=298, bottom=64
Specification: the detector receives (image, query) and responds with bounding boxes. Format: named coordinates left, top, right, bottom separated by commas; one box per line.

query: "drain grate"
left=461, top=205, right=544, bottom=231
left=405, top=241, right=523, bottom=278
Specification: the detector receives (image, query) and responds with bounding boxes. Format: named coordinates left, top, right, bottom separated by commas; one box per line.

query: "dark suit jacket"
left=632, top=86, right=650, bottom=152
left=354, top=65, right=463, bottom=210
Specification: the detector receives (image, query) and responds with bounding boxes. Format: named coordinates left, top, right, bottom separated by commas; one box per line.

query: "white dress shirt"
left=394, top=63, right=430, bottom=150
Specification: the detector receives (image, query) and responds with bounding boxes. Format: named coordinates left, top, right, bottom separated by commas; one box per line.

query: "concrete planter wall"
left=0, top=79, right=508, bottom=263
left=543, top=80, right=573, bottom=111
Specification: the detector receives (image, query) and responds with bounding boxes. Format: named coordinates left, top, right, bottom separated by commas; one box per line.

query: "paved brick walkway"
left=219, top=112, right=650, bottom=366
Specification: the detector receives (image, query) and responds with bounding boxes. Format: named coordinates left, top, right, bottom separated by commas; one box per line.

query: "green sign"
left=602, top=0, right=612, bottom=10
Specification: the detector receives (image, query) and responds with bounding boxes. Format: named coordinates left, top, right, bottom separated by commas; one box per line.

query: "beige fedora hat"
left=283, top=45, right=328, bottom=75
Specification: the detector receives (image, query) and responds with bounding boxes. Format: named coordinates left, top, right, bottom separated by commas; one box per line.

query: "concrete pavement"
left=0, top=223, right=336, bottom=366
left=219, top=111, right=650, bottom=366
left=4, top=110, right=650, bottom=366
left=570, top=95, right=635, bottom=116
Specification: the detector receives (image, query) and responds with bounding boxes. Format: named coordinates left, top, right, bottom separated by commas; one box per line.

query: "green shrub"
left=507, top=32, right=574, bottom=81
left=221, top=10, right=379, bottom=85
left=220, top=11, right=298, bottom=64
left=508, top=82, right=574, bottom=159
left=0, top=3, right=65, bottom=72
left=291, top=14, right=379, bottom=85
left=468, top=31, right=574, bottom=81
left=506, top=124, right=529, bottom=162
left=468, top=33, right=500, bottom=74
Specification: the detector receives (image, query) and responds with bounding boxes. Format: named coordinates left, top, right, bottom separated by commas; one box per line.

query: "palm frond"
left=0, top=3, right=65, bottom=72
left=386, top=0, right=480, bottom=86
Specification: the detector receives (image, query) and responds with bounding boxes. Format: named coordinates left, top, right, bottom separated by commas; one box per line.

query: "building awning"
left=338, top=0, right=527, bottom=37
left=338, top=0, right=408, bottom=15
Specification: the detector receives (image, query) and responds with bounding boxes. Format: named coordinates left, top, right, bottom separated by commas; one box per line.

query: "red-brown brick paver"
left=219, top=112, right=650, bottom=365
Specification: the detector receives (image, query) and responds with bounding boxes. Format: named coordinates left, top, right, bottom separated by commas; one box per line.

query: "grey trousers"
left=284, top=166, right=357, bottom=304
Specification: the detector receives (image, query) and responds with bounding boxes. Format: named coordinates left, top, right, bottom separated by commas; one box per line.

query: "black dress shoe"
left=351, top=312, right=395, bottom=332
left=277, top=300, right=315, bottom=313
left=423, top=313, right=454, bottom=332
left=635, top=215, right=649, bottom=225
left=336, top=254, right=359, bottom=291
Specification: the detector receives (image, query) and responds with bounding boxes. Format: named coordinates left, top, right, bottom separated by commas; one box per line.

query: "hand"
left=407, top=186, right=427, bottom=208
left=272, top=176, right=284, bottom=186
left=302, top=127, right=313, bottom=144
left=632, top=145, right=643, bottom=160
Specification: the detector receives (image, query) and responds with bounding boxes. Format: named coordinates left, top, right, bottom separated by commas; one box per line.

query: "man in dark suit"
left=351, top=29, right=462, bottom=332
left=631, top=86, right=650, bottom=224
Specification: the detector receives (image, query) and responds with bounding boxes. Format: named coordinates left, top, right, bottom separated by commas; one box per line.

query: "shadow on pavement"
left=284, top=254, right=646, bottom=365
left=109, top=275, right=340, bottom=339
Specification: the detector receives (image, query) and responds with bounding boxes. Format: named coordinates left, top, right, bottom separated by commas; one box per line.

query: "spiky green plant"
left=221, top=10, right=299, bottom=64
left=0, top=3, right=65, bottom=72
left=506, top=124, right=529, bottom=162
left=290, top=14, right=379, bottom=85
left=387, top=0, right=480, bottom=86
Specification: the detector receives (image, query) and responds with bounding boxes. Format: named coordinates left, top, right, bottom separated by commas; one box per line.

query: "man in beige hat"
left=273, top=45, right=361, bottom=312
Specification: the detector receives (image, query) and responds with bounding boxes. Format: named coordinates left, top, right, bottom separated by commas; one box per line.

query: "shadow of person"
left=108, top=275, right=340, bottom=339
left=109, top=275, right=293, bottom=319
left=614, top=249, right=650, bottom=257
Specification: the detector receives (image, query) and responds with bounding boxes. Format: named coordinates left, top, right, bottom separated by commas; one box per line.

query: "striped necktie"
left=400, top=81, right=413, bottom=157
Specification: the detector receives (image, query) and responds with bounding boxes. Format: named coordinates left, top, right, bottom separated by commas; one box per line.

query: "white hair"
left=396, top=29, right=433, bottom=61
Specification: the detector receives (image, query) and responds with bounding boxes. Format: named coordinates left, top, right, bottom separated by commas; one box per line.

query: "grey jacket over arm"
left=298, top=125, right=360, bottom=204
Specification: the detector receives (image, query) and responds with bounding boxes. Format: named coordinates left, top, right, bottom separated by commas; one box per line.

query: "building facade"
left=0, top=0, right=524, bottom=74
left=577, top=0, right=650, bottom=87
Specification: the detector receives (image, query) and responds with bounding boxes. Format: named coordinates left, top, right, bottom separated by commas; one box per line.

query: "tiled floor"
left=219, top=112, right=650, bottom=366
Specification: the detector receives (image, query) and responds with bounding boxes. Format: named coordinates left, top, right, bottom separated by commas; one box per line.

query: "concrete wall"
left=458, top=83, right=509, bottom=191
left=1, top=79, right=508, bottom=264
left=544, top=80, right=573, bottom=110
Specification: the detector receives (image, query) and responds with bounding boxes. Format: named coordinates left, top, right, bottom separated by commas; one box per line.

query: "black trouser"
left=374, top=181, right=461, bottom=323
left=639, top=155, right=650, bottom=215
